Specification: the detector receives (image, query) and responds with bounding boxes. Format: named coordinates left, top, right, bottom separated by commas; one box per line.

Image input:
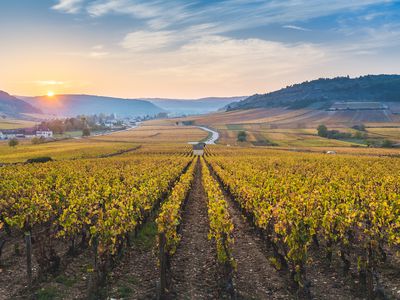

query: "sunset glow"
left=1, top=1, right=400, bottom=98
left=47, top=91, right=55, bottom=97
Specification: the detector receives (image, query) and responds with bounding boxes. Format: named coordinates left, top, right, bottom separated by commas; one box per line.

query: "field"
left=0, top=118, right=37, bottom=130
left=90, top=125, right=208, bottom=144
left=0, top=125, right=206, bottom=164
left=151, top=108, right=400, bottom=149
left=0, top=139, right=138, bottom=163
left=1, top=125, right=399, bottom=299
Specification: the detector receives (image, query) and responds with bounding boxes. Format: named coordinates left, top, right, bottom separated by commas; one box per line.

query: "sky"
left=1, top=0, right=400, bottom=98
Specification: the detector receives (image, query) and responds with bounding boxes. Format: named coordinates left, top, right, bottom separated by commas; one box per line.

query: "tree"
left=8, top=138, right=19, bottom=147
left=382, top=139, right=394, bottom=148
left=82, top=128, right=91, bottom=137
left=317, top=125, right=328, bottom=137
left=352, top=124, right=366, bottom=131
left=237, top=131, right=247, bottom=142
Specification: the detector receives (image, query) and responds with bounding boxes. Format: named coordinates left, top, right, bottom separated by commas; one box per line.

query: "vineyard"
left=0, top=145, right=399, bottom=299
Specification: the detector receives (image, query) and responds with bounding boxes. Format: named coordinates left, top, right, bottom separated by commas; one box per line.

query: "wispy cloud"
left=35, top=80, right=65, bottom=86
left=52, top=0, right=85, bottom=14
left=55, top=0, right=394, bottom=32
left=120, top=34, right=327, bottom=85
left=59, top=45, right=110, bottom=59
left=283, top=25, right=311, bottom=31
left=121, top=30, right=175, bottom=52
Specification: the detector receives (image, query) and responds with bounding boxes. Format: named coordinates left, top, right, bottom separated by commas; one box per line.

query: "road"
left=74, top=123, right=141, bottom=139
left=197, top=126, right=219, bottom=144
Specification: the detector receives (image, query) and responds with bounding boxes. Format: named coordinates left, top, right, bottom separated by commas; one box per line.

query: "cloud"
left=35, top=80, right=65, bottom=86
left=283, top=25, right=311, bottom=31
left=80, top=0, right=395, bottom=32
left=121, top=30, right=175, bottom=51
left=52, top=0, right=84, bottom=14
left=92, top=44, right=104, bottom=50
left=120, top=34, right=327, bottom=87
left=89, top=51, right=109, bottom=58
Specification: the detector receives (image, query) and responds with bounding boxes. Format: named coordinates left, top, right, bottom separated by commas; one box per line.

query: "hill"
left=0, top=90, right=41, bottom=117
left=227, top=75, right=400, bottom=110
left=147, top=96, right=246, bottom=116
left=22, top=94, right=164, bottom=118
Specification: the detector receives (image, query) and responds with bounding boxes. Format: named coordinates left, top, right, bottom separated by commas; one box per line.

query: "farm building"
left=0, top=128, right=53, bottom=139
left=36, top=129, right=53, bottom=138
left=193, top=142, right=206, bottom=156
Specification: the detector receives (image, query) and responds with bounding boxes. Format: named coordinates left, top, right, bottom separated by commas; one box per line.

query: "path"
left=197, top=126, right=219, bottom=144
left=205, top=161, right=291, bottom=299
left=168, top=160, right=222, bottom=299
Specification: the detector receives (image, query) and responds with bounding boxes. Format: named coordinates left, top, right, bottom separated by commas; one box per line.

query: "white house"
left=0, top=131, right=4, bottom=140
left=193, top=142, right=206, bottom=156
left=36, top=130, right=53, bottom=138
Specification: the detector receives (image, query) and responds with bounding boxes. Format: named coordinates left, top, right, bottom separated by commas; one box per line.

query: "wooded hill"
left=227, top=75, right=400, bottom=110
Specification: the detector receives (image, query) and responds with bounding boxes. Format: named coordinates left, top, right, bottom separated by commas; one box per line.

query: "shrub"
left=237, top=131, right=247, bottom=142
left=382, top=139, right=394, bottom=148
left=8, top=138, right=19, bottom=147
left=26, top=157, right=53, bottom=164
left=317, top=125, right=328, bottom=137
left=82, top=128, right=91, bottom=136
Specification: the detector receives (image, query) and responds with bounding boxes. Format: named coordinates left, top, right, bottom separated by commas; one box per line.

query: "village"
left=0, top=127, right=53, bottom=140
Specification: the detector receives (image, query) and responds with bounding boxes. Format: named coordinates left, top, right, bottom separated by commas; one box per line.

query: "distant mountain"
left=22, top=94, right=164, bottom=117
left=146, top=96, right=246, bottom=116
left=0, top=90, right=41, bottom=117
left=227, top=75, right=400, bottom=111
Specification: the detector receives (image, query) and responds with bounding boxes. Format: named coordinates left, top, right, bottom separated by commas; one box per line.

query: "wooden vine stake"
left=25, top=231, right=32, bottom=287
left=158, top=232, right=167, bottom=300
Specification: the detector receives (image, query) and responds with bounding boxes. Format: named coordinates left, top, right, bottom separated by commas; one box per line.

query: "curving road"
left=197, top=126, right=219, bottom=144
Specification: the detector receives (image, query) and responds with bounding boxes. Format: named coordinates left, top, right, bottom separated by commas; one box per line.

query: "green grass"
left=53, top=131, right=83, bottom=138
left=55, top=274, right=77, bottom=287
left=117, top=285, right=133, bottom=298
left=199, top=131, right=212, bottom=143
left=35, top=287, right=60, bottom=300
left=226, top=124, right=244, bottom=130
left=134, top=220, right=157, bottom=250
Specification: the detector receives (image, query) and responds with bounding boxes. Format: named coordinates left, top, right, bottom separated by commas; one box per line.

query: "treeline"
left=38, top=114, right=121, bottom=134
left=317, top=124, right=396, bottom=147
left=317, top=124, right=366, bottom=140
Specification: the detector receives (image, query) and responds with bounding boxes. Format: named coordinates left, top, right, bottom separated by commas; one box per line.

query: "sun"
left=47, top=91, right=55, bottom=97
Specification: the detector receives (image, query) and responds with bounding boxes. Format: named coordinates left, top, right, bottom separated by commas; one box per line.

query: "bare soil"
left=106, top=222, right=159, bottom=300
left=167, top=160, right=223, bottom=299
left=224, top=194, right=292, bottom=299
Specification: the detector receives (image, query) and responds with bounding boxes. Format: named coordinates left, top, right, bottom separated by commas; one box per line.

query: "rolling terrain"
left=21, top=94, right=164, bottom=118
left=0, top=91, right=41, bottom=117
left=147, top=96, right=245, bottom=116
left=228, top=75, right=400, bottom=110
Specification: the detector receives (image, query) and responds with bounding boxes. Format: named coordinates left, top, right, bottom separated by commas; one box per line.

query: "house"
left=0, top=131, right=4, bottom=140
left=36, top=129, right=53, bottom=138
left=193, top=142, right=206, bottom=156
left=1, top=129, right=19, bottom=139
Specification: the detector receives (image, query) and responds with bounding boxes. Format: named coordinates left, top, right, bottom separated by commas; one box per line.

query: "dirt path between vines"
left=167, top=160, right=223, bottom=299
left=225, top=198, right=293, bottom=299
left=206, top=160, right=367, bottom=300
left=204, top=161, right=292, bottom=300
left=106, top=221, right=159, bottom=300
